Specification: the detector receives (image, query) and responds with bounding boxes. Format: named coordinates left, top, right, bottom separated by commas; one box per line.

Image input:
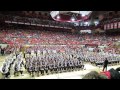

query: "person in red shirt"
left=82, top=71, right=108, bottom=79
left=100, top=71, right=111, bottom=79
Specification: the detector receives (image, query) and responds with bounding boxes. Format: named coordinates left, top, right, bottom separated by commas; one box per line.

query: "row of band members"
left=1, top=53, right=84, bottom=78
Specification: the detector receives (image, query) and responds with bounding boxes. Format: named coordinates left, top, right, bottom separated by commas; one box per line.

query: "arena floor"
left=0, top=55, right=120, bottom=79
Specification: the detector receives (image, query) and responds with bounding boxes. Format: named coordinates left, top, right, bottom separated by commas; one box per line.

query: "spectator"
left=1, top=48, right=4, bottom=56
left=82, top=71, right=108, bottom=79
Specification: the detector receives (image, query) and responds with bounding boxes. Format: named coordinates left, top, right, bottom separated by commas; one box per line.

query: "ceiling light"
left=71, top=17, right=75, bottom=21
left=57, top=15, right=60, bottom=19
left=81, top=14, right=85, bottom=17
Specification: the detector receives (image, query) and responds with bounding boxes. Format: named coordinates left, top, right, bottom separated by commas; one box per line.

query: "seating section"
left=0, top=28, right=120, bottom=66
left=1, top=29, right=120, bottom=46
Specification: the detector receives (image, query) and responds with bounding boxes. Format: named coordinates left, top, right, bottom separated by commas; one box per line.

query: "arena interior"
left=0, top=11, right=120, bottom=79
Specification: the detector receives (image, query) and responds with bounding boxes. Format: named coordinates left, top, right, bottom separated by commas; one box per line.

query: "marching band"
left=0, top=46, right=120, bottom=79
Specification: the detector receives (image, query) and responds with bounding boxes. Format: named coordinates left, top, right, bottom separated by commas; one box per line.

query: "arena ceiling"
left=0, top=11, right=107, bottom=18
left=0, top=11, right=118, bottom=22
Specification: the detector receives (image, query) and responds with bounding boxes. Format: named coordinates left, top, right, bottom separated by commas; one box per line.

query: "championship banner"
left=104, top=25, right=106, bottom=30
left=111, top=23, right=113, bottom=29
left=118, top=22, right=120, bottom=28
left=107, top=24, right=110, bottom=30
left=114, top=22, right=117, bottom=29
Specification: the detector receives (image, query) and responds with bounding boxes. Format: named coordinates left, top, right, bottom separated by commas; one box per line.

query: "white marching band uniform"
left=1, top=48, right=120, bottom=78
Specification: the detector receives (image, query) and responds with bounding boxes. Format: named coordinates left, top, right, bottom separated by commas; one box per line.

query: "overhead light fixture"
left=71, top=14, right=76, bottom=22
left=80, top=11, right=92, bottom=17
left=84, top=21, right=90, bottom=26
left=81, top=14, right=85, bottom=17
left=94, top=21, right=99, bottom=26
left=85, top=21, right=88, bottom=24
left=71, top=17, right=75, bottom=21
left=57, top=15, right=60, bottom=19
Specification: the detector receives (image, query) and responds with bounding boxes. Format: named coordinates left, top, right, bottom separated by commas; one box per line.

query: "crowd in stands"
left=1, top=28, right=120, bottom=46
left=0, top=28, right=120, bottom=51
left=0, top=27, right=120, bottom=59
left=0, top=28, right=120, bottom=78
left=1, top=12, right=120, bottom=79
left=0, top=20, right=120, bottom=79
left=0, top=29, right=81, bottom=45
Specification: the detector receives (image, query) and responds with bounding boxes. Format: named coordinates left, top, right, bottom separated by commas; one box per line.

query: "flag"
left=118, top=22, right=120, bottom=28
left=107, top=24, right=110, bottom=30
left=104, top=25, right=106, bottom=30
left=111, top=23, right=113, bottom=29
left=114, top=22, right=117, bottom=29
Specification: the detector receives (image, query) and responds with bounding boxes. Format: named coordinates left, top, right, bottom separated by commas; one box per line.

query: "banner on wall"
left=104, top=25, right=106, bottom=30
left=118, top=22, right=120, bottom=28
left=111, top=23, right=114, bottom=29
left=114, top=22, right=117, bottom=29
left=107, top=24, right=110, bottom=30
left=104, top=22, right=120, bottom=30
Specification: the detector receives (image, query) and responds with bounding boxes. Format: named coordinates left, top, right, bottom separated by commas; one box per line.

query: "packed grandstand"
left=0, top=11, right=120, bottom=79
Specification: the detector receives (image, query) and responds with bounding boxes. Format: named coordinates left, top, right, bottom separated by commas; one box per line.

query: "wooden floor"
left=0, top=55, right=120, bottom=79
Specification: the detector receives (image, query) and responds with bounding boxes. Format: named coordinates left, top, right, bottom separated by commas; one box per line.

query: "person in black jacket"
left=116, top=67, right=120, bottom=72
left=103, top=58, right=108, bottom=71
left=1, top=48, right=4, bottom=56
left=109, top=68, right=120, bottom=79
